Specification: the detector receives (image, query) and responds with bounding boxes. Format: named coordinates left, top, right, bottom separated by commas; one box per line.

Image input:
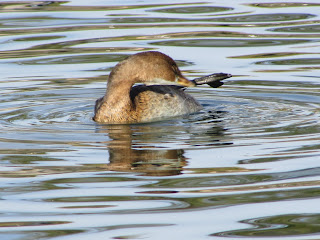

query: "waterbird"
left=93, top=51, right=232, bottom=124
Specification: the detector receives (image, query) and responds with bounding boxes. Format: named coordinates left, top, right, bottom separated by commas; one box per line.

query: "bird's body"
left=93, top=51, right=229, bottom=124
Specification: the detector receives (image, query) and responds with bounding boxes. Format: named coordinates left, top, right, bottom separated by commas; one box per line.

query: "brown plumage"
left=93, top=51, right=202, bottom=124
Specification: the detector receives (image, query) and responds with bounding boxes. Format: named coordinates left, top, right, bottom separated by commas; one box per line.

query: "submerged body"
left=93, top=51, right=203, bottom=124
left=94, top=84, right=202, bottom=123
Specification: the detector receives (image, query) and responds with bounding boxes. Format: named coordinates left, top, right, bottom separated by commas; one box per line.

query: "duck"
left=93, top=51, right=231, bottom=124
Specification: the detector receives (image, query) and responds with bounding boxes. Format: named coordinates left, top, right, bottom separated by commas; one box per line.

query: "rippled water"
left=1, top=0, right=320, bottom=239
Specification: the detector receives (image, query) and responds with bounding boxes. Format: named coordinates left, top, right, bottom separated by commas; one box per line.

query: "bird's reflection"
left=96, top=113, right=229, bottom=176
left=96, top=124, right=186, bottom=176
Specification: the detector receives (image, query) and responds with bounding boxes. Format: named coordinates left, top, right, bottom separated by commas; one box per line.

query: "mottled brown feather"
left=93, top=51, right=201, bottom=124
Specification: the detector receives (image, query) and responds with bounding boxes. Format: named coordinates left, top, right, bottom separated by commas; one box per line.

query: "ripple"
left=270, top=24, right=320, bottom=33
left=0, top=230, right=84, bottom=240
left=247, top=2, right=320, bottom=8
left=0, top=221, right=71, bottom=228
left=214, top=214, right=320, bottom=237
left=144, top=168, right=320, bottom=188
left=12, top=35, right=64, bottom=42
left=44, top=196, right=190, bottom=212
left=214, top=13, right=316, bottom=22
left=151, top=6, right=233, bottom=14
left=256, top=57, right=320, bottom=65
left=1, top=83, right=319, bottom=152
left=16, top=54, right=128, bottom=65
left=0, top=17, right=107, bottom=28
left=151, top=39, right=312, bottom=47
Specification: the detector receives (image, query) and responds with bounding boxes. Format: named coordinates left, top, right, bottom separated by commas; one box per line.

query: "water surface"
left=1, top=0, right=320, bottom=239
